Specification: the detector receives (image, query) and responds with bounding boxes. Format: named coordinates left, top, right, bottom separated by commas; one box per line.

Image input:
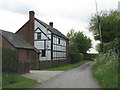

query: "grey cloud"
left=0, top=1, right=33, bottom=15
left=58, top=10, right=92, bottom=23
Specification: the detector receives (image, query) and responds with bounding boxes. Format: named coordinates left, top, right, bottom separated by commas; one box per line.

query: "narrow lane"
left=35, top=61, right=100, bottom=88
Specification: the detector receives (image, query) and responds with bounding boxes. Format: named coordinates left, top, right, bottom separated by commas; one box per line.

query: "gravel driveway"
left=35, top=61, right=100, bottom=88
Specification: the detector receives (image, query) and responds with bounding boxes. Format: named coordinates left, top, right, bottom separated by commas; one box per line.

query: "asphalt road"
left=35, top=61, right=100, bottom=88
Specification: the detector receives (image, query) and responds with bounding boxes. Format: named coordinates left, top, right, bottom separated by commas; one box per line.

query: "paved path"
left=22, top=70, right=64, bottom=83
left=35, top=61, right=100, bottom=88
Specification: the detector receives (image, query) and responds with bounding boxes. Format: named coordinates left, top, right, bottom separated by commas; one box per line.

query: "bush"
left=103, top=38, right=119, bottom=53
left=93, top=50, right=118, bottom=88
left=2, top=47, right=18, bottom=72
left=70, top=53, right=83, bottom=64
left=84, top=53, right=98, bottom=60
left=97, top=38, right=119, bottom=53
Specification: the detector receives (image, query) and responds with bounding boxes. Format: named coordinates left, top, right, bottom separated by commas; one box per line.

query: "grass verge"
left=92, top=51, right=118, bottom=88
left=2, top=72, right=38, bottom=88
left=43, top=60, right=91, bottom=71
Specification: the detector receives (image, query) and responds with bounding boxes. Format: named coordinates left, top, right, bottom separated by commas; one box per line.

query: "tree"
left=67, top=29, right=78, bottom=53
left=67, top=29, right=92, bottom=54
left=89, top=10, right=120, bottom=43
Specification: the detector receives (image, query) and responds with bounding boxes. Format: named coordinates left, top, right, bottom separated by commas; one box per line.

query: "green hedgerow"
left=93, top=50, right=118, bottom=88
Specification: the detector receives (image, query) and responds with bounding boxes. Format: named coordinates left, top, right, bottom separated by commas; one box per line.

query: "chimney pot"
left=49, top=22, right=53, bottom=27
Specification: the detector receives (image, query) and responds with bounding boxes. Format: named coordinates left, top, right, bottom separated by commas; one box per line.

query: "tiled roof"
left=0, top=29, right=40, bottom=53
left=35, top=18, right=69, bottom=40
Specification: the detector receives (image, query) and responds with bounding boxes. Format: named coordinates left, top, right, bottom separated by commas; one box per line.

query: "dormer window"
left=37, top=32, right=41, bottom=39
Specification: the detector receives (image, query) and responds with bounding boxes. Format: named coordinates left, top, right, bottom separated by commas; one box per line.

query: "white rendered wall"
left=34, top=20, right=51, bottom=60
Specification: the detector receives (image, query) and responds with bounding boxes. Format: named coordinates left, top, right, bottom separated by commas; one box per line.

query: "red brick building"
left=0, top=30, right=40, bottom=74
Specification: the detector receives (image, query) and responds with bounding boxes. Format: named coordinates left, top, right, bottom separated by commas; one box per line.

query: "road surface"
left=35, top=61, right=100, bottom=88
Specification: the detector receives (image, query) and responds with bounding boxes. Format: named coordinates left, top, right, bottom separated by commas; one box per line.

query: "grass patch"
left=2, top=72, right=38, bottom=88
left=43, top=60, right=91, bottom=71
left=92, top=51, right=118, bottom=88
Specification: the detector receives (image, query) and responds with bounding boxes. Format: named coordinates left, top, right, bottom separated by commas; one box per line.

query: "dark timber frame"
left=51, top=33, right=53, bottom=60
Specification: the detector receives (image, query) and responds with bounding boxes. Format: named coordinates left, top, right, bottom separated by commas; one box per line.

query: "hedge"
left=2, top=47, right=18, bottom=72
left=103, top=38, right=119, bottom=53
left=84, top=53, right=98, bottom=60
left=70, top=53, right=83, bottom=64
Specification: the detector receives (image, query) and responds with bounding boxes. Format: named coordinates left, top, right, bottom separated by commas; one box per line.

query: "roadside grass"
left=42, top=60, right=91, bottom=71
left=92, top=51, right=118, bottom=88
left=2, top=72, right=38, bottom=88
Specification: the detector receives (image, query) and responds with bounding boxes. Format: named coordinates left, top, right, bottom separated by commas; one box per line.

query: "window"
left=37, top=32, right=41, bottom=39
left=58, top=38, right=60, bottom=44
left=41, top=50, right=46, bottom=57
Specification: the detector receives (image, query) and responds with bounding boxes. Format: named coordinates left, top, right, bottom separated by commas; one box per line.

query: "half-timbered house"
left=16, top=11, right=69, bottom=61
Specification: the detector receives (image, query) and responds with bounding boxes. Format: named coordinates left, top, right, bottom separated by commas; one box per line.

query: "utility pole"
left=95, top=0, right=103, bottom=52
left=118, top=1, right=120, bottom=19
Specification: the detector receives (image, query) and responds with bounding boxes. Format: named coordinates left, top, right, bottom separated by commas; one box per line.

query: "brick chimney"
left=29, top=11, right=35, bottom=46
left=16, top=11, right=35, bottom=46
left=29, top=11, right=35, bottom=21
left=49, top=22, right=53, bottom=27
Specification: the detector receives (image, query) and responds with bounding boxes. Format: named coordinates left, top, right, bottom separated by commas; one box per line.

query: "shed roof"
left=0, top=29, right=40, bottom=53
left=35, top=18, right=69, bottom=40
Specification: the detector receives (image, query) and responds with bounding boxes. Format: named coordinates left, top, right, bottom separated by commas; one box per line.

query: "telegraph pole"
left=118, top=1, right=120, bottom=19
left=95, top=0, right=103, bottom=52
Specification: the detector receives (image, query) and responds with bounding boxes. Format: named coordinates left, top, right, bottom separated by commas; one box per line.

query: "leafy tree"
left=67, top=29, right=78, bottom=53
left=89, top=10, right=120, bottom=43
left=67, top=29, right=92, bottom=54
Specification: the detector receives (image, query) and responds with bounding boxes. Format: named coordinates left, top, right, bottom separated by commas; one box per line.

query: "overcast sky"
left=0, top=0, right=119, bottom=53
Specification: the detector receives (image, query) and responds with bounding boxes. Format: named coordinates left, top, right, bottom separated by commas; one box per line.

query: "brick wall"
left=16, top=22, right=30, bottom=44
left=39, top=60, right=70, bottom=69
left=1, top=35, right=14, bottom=48
left=16, top=11, right=35, bottom=46
left=1, top=36, right=39, bottom=74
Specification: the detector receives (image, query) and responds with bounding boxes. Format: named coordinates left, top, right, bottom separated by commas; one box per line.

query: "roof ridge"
left=34, top=18, right=69, bottom=40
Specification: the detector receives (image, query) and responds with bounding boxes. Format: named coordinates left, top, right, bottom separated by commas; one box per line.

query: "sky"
left=0, top=0, right=119, bottom=53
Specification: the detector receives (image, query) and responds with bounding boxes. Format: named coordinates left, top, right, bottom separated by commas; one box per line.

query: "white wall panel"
left=34, top=41, right=44, bottom=49
left=48, top=34, right=51, bottom=39
left=47, top=41, right=51, bottom=49
left=35, top=29, right=41, bottom=33
left=41, top=33, right=47, bottom=39
left=34, top=33, right=37, bottom=40
left=39, top=50, right=51, bottom=61
left=35, top=20, right=51, bottom=40
left=35, top=20, right=47, bottom=34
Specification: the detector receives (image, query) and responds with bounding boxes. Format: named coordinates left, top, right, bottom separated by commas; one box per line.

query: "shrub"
left=84, top=53, right=98, bottom=60
left=70, top=53, right=83, bottom=64
left=103, top=38, right=119, bottom=53
left=2, top=47, right=18, bottom=72
left=97, top=38, right=119, bottom=53
left=93, top=50, right=118, bottom=88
